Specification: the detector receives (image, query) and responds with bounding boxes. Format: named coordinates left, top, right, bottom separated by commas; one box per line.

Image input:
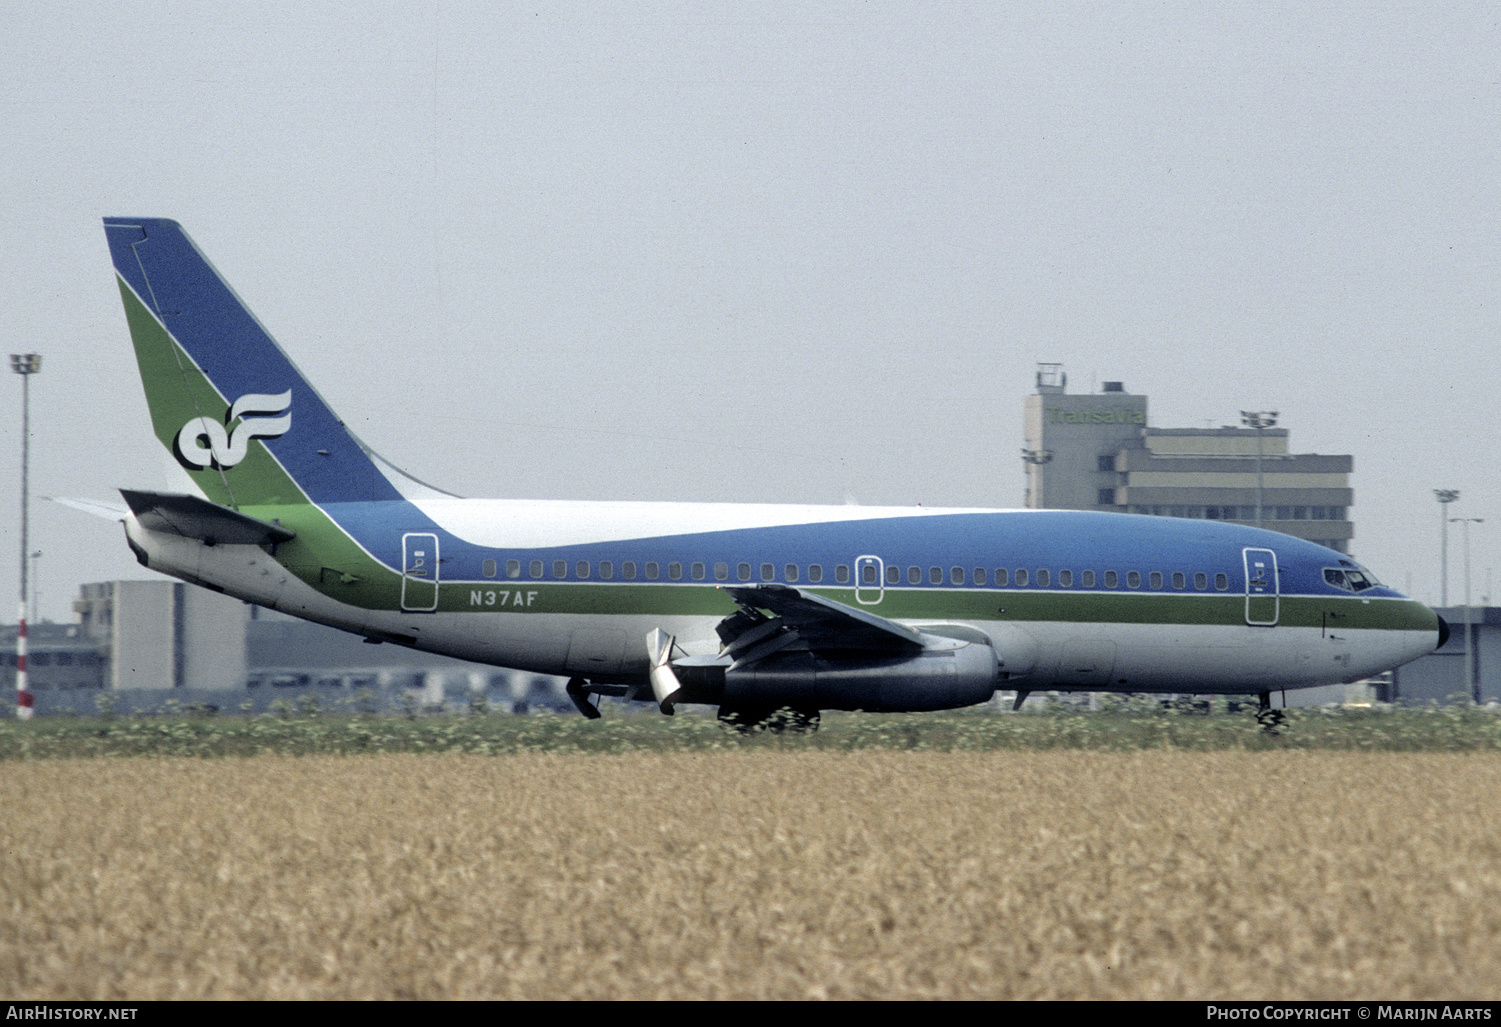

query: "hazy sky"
left=2, top=1, right=1497, bottom=622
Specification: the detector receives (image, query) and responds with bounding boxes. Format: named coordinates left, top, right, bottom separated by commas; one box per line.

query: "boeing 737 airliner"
left=100, top=217, right=1444, bottom=729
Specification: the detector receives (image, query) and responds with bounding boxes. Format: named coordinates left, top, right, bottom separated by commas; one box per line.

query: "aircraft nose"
left=1436, top=614, right=1450, bottom=651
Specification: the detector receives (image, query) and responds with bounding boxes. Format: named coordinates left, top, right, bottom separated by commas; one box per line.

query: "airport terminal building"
left=1022, top=365, right=1354, bottom=552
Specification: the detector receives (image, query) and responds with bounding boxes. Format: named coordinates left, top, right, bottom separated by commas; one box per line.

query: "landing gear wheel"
left=1256, top=692, right=1286, bottom=734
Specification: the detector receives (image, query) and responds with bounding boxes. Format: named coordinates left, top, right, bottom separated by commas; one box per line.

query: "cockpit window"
left=1325, top=567, right=1376, bottom=592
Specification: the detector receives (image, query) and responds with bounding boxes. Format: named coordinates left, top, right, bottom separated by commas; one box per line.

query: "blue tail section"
left=103, top=217, right=404, bottom=506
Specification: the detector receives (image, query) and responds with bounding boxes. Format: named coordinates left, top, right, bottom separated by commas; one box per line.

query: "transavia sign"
left=175, top=390, right=292, bottom=469
left=1046, top=407, right=1145, bottom=425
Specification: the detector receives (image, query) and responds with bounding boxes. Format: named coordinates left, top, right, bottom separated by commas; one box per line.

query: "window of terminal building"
left=1097, top=454, right=1116, bottom=473
left=1097, top=488, right=1117, bottom=506
left=482, top=559, right=497, bottom=579
left=1081, top=570, right=1095, bottom=587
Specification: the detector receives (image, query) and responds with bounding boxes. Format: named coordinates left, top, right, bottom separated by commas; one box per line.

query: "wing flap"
left=719, top=584, right=923, bottom=654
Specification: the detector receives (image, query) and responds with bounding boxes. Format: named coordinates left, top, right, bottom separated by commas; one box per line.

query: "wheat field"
left=4, top=750, right=1499, bottom=1000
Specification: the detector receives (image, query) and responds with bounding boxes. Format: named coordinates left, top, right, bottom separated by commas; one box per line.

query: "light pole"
left=29, top=550, right=40, bottom=626
left=1435, top=490, right=1459, bottom=606
left=1020, top=448, right=1052, bottom=509
left=1450, top=517, right=1483, bottom=703
left=10, top=353, right=41, bottom=720
left=1240, top=411, right=1278, bottom=528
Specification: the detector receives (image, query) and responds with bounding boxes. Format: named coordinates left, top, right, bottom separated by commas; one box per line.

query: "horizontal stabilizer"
left=49, top=496, right=129, bottom=521
left=120, top=489, right=296, bottom=547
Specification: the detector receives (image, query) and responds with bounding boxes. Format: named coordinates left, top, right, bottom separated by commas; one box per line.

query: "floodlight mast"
left=1450, top=516, right=1483, bottom=703
left=1435, top=490, right=1459, bottom=607
left=9, top=353, right=41, bottom=721
left=1240, top=411, right=1278, bottom=528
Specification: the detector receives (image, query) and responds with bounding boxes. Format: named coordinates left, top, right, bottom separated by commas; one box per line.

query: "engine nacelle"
left=721, top=636, right=999, bottom=713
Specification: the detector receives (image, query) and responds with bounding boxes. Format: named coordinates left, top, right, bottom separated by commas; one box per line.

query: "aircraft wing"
left=119, top=489, right=297, bottom=547
left=718, top=583, right=923, bottom=656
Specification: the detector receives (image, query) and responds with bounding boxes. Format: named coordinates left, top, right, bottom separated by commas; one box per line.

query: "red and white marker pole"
left=11, top=353, right=41, bottom=721
left=15, top=603, right=31, bottom=721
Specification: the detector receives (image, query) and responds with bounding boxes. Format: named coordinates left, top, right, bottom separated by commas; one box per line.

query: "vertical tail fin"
left=103, top=218, right=406, bottom=509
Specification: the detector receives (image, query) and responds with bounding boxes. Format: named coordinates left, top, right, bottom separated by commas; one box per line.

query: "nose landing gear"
left=1256, top=691, right=1286, bottom=734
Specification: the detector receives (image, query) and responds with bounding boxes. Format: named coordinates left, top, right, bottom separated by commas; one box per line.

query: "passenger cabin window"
left=1194, top=572, right=1207, bottom=590
left=951, top=566, right=964, bottom=585
left=885, top=565, right=899, bottom=584
left=553, top=560, right=568, bottom=579
left=808, top=564, right=823, bottom=583
left=669, top=562, right=683, bottom=580
left=645, top=562, right=660, bottom=580
left=1127, top=571, right=1141, bottom=588
left=974, top=567, right=987, bottom=585
left=1149, top=571, right=1162, bottom=589
left=861, top=564, right=877, bottom=585
left=577, top=561, right=590, bottom=578
left=1059, top=569, right=1072, bottom=587
left=929, top=567, right=942, bottom=585
left=908, top=566, right=921, bottom=585
left=1081, top=570, right=1095, bottom=588
left=1036, top=569, right=1049, bottom=587
left=738, top=562, right=752, bottom=581
left=1104, top=570, right=1118, bottom=588
left=506, top=559, right=521, bottom=579
left=1214, top=573, right=1229, bottom=591
left=995, top=568, right=1009, bottom=586
left=785, top=564, right=799, bottom=583
left=600, top=561, right=614, bottom=580
left=691, top=562, right=705, bottom=581
left=530, top=560, right=544, bottom=579
left=836, top=564, right=850, bottom=584
left=761, top=563, right=775, bottom=582
left=1015, top=569, right=1029, bottom=587
left=623, top=562, right=637, bottom=580
left=482, top=559, right=497, bottom=579
left=1171, top=571, right=1185, bottom=589
left=714, top=562, right=728, bottom=581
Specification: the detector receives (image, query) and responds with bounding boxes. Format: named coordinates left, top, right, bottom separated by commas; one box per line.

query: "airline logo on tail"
left=174, top=390, right=292, bottom=469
